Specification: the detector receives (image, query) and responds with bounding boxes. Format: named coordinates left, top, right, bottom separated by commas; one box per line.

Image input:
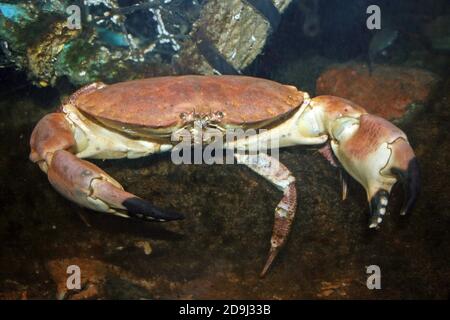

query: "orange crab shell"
left=72, top=75, right=305, bottom=130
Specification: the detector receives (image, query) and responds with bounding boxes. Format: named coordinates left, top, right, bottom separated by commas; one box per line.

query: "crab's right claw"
left=330, top=114, right=420, bottom=229
left=30, top=113, right=183, bottom=222
left=48, top=150, right=184, bottom=222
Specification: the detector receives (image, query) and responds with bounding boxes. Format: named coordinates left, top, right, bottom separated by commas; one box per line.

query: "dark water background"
left=0, top=0, right=449, bottom=299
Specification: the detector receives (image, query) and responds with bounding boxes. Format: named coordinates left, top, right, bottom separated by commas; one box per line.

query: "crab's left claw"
left=314, top=97, right=420, bottom=228
left=332, top=114, right=420, bottom=228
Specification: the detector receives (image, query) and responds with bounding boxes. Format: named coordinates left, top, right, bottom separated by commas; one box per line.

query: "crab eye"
left=215, top=111, right=224, bottom=118
left=180, top=112, right=187, bottom=120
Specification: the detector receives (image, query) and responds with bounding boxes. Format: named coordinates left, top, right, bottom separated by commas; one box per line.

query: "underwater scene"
left=0, top=0, right=449, bottom=300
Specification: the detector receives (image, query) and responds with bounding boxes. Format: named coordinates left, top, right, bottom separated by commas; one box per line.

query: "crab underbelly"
left=63, top=105, right=172, bottom=159
left=224, top=113, right=325, bottom=151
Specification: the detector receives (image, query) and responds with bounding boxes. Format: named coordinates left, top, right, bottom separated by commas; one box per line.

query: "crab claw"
left=334, top=114, right=420, bottom=228
left=312, top=96, right=420, bottom=228
left=48, top=150, right=184, bottom=222
left=30, top=113, right=183, bottom=222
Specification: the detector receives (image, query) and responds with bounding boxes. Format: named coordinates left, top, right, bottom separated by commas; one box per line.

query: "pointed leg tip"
left=259, top=246, right=280, bottom=278
left=259, top=264, right=270, bottom=279
left=123, top=197, right=184, bottom=222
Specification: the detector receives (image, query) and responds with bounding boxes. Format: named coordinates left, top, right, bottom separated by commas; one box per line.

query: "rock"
left=46, top=258, right=156, bottom=300
left=177, top=0, right=293, bottom=75
left=0, top=0, right=294, bottom=86
left=316, top=63, right=439, bottom=122
left=135, top=240, right=153, bottom=256
left=0, top=280, right=28, bottom=300
left=316, top=279, right=352, bottom=298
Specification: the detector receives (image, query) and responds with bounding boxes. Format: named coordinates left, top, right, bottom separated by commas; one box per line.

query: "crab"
left=30, top=75, right=420, bottom=277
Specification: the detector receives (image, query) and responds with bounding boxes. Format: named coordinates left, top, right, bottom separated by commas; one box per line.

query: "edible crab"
left=30, top=76, right=420, bottom=276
